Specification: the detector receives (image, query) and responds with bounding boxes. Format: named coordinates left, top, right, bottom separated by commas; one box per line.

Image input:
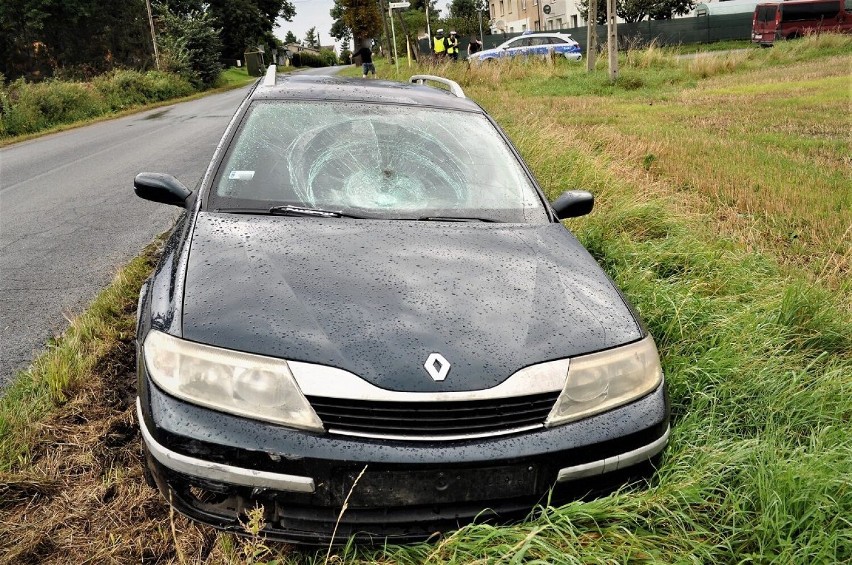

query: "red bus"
left=752, top=0, right=852, bottom=45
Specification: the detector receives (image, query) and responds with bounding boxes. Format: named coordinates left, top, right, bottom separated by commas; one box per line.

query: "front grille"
left=306, top=392, right=560, bottom=440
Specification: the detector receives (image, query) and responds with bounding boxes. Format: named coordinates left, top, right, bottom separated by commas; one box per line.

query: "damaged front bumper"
left=138, top=379, right=669, bottom=544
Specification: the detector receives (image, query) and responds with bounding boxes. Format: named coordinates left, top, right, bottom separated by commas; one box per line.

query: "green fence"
left=419, top=14, right=754, bottom=56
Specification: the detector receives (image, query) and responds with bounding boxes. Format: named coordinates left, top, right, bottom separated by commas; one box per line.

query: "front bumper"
left=139, top=378, right=669, bottom=544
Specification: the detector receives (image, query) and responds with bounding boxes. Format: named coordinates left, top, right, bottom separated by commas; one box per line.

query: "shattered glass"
left=212, top=101, right=546, bottom=221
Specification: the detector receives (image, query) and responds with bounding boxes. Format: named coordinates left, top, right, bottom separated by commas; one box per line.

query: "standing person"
left=433, top=29, right=446, bottom=59
left=446, top=31, right=460, bottom=61
left=467, top=35, right=482, bottom=58
left=356, top=44, right=375, bottom=78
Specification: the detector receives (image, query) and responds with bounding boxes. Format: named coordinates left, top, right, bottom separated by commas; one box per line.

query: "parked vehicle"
left=752, top=0, right=852, bottom=45
left=469, top=31, right=582, bottom=62
left=133, top=67, right=668, bottom=544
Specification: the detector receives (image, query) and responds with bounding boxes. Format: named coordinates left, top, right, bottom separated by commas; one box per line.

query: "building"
left=490, top=0, right=587, bottom=33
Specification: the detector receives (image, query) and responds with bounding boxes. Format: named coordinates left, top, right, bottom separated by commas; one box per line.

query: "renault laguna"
left=134, top=67, right=669, bottom=544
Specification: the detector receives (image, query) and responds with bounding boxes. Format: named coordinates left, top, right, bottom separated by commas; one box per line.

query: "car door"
left=529, top=36, right=552, bottom=56
left=549, top=36, right=573, bottom=56
left=503, top=37, right=531, bottom=58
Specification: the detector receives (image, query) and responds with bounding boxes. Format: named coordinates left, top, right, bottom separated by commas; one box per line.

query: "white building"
left=489, top=0, right=587, bottom=33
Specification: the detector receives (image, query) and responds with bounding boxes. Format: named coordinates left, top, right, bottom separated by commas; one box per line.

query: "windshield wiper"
left=268, top=205, right=357, bottom=218
left=417, top=216, right=499, bottom=223
left=216, top=205, right=363, bottom=218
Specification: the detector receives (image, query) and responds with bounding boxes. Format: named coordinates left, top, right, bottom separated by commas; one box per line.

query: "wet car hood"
left=181, top=212, right=642, bottom=393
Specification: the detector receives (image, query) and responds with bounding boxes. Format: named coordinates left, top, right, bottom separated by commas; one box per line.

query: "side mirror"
left=552, top=190, right=594, bottom=219
left=134, top=173, right=192, bottom=208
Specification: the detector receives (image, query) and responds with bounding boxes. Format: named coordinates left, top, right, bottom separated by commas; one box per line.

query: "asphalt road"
left=0, top=85, right=253, bottom=387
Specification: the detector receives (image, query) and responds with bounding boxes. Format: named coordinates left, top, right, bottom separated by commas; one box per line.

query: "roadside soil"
left=0, top=331, right=221, bottom=563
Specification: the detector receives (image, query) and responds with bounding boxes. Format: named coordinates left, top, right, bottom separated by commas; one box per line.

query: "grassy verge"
left=0, top=66, right=257, bottom=148
left=0, top=37, right=850, bottom=563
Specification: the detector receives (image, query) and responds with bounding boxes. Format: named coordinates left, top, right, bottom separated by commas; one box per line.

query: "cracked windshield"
left=213, top=101, right=548, bottom=222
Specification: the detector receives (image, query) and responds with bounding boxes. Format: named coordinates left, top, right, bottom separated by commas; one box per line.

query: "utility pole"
left=536, top=0, right=543, bottom=30
left=478, top=0, right=485, bottom=42
left=145, top=0, right=160, bottom=70
left=586, top=0, right=597, bottom=72
left=426, top=0, right=432, bottom=53
left=606, top=0, right=618, bottom=81
left=378, top=0, right=394, bottom=63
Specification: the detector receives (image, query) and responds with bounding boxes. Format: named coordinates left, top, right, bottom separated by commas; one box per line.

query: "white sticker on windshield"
left=228, top=170, right=255, bottom=180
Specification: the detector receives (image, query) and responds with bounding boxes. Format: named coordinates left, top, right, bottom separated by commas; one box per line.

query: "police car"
left=470, top=31, right=582, bottom=63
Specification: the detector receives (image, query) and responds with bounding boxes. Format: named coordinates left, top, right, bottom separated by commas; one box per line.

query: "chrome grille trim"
left=289, top=358, right=568, bottom=402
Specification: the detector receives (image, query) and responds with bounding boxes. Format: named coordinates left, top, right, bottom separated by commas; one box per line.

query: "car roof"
left=251, top=74, right=481, bottom=112
left=510, top=32, right=572, bottom=38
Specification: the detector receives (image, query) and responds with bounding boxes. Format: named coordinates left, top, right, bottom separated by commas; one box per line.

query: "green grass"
left=0, top=37, right=850, bottom=563
left=670, top=39, right=755, bottom=54
left=219, top=65, right=258, bottom=88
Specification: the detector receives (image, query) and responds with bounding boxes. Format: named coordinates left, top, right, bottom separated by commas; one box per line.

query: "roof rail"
left=409, top=75, right=466, bottom=99
left=261, top=64, right=277, bottom=87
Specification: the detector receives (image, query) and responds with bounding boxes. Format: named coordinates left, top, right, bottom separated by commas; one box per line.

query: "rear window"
left=209, top=101, right=548, bottom=222
left=756, top=5, right=778, bottom=22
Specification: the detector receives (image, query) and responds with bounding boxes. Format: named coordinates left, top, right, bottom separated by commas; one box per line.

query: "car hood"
left=181, top=213, right=641, bottom=393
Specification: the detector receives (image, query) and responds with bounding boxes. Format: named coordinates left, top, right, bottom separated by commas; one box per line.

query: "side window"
left=550, top=37, right=569, bottom=44
left=530, top=37, right=550, bottom=46
left=782, top=1, right=840, bottom=21
left=508, top=38, right=531, bottom=47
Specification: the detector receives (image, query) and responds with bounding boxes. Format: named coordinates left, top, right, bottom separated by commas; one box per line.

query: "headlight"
left=143, top=330, right=324, bottom=431
left=545, top=335, right=663, bottom=427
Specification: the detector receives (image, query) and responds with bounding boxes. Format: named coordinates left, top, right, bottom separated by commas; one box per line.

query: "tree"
left=578, top=0, right=693, bottom=23
left=284, top=30, right=298, bottom=44
left=445, top=0, right=488, bottom=35
left=329, top=0, right=351, bottom=46
left=648, top=0, right=693, bottom=19
left=330, top=0, right=383, bottom=47
left=158, top=6, right=223, bottom=87
left=165, top=0, right=296, bottom=62
left=0, top=0, right=153, bottom=81
left=304, top=26, right=320, bottom=48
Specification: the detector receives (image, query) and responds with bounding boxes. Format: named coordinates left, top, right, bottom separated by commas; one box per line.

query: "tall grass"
left=0, top=70, right=195, bottom=137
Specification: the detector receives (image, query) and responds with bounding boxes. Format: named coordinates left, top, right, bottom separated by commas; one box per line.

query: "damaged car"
left=133, top=67, right=669, bottom=544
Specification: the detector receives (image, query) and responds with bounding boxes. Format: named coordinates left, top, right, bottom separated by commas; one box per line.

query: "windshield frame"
left=202, top=98, right=554, bottom=224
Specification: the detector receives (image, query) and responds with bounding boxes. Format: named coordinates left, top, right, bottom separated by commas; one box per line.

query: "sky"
left=275, top=0, right=451, bottom=52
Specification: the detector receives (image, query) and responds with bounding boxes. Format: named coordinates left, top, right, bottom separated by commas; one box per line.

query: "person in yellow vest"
left=446, top=31, right=460, bottom=61
left=433, top=29, right=447, bottom=59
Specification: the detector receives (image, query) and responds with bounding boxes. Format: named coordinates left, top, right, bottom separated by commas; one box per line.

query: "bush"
left=320, top=48, right=339, bottom=66
left=93, top=70, right=194, bottom=111
left=0, top=70, right=196, bottom=138
left=292, top=51, right=330, bottom=68
left=0, top=78, right=106, bottom=136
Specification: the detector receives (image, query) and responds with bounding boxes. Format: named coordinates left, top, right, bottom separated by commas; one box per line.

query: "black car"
left=134, top=67, right=669, bottom=544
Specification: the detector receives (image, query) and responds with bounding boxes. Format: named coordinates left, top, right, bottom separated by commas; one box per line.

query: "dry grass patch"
left=0, top=345, right=223, bottom=564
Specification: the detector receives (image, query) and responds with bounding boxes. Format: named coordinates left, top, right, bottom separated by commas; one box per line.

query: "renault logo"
left=424, top=353, right=451, bottom=381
